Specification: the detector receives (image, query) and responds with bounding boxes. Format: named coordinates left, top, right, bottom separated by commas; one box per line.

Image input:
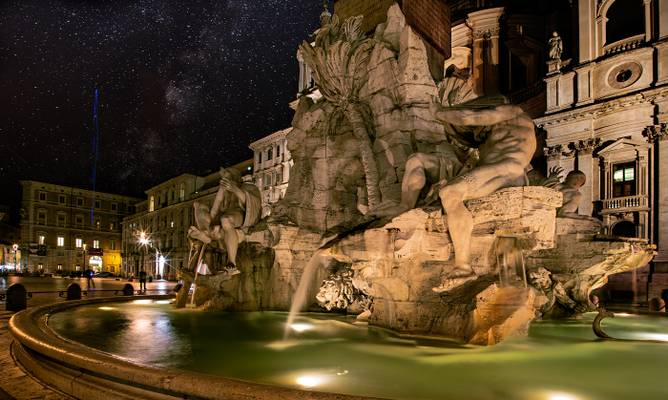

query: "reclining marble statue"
left=376, top=97, right=537, bottom=290
left=188, top=167, right=262, bottom=275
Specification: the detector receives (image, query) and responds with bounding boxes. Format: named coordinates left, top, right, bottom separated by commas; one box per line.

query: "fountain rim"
left=9, top=295, right=385, bottom=400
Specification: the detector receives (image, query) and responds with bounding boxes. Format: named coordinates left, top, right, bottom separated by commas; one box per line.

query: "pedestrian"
left=139, top=268, right=147, bottom=292
left=86, top=268, right=95, bottom=289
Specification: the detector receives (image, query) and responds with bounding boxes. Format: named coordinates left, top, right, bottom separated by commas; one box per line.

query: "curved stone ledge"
left=9, top=296, right=382, bottom=400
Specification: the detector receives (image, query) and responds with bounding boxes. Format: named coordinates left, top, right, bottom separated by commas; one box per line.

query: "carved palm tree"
left=299, top=16, right=381, bottom=210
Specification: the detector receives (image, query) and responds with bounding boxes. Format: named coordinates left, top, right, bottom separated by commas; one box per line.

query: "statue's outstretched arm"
left=434, top=105, right=524, bottom=126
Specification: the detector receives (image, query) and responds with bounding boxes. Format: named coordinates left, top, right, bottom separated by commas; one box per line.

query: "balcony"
left=603, top=34, right=645, bottom=56
left=602, top=195, right=648, bottom=213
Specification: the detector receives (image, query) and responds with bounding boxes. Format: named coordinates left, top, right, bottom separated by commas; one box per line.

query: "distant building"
left=0, top=205, right=21, bottom=271
left=121, top=159, right=253, bottom=278
left=535, top=0, right=668, bottom=302
left=249, top=128, right=293, bottom=216
left=18, top=181, right=141, bottom=275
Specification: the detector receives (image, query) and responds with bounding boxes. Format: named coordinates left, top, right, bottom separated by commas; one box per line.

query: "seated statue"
left=556, top=170, right=587, bottom=218
left=430, top=99, right=537, bottom=285
left=188, top=167, right=262, bottom=274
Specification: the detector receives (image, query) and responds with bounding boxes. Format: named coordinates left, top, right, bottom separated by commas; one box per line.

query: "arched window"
left=612, top=220, right=636, bottom=237
left=605, top=0, right=644, bottom=45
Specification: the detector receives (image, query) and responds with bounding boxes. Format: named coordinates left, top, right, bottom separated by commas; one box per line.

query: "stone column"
left=659, top=0, right=668, bottom=39
left=571, top=138, right=601, bottom=217
left=467, top=7, right=504, bottom=96
left=643, top=0, right=652, bottom=42
left=644, top=124, right=668, bottom=261
left=574, top=63, right=595, bottom=105
left=578, top=0, right=597, bottom=62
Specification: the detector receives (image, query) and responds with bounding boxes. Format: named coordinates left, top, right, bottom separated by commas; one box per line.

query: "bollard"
left=66, top=283, right=82, bottom=300
left=173, top=283, right=183, bottom=293
left=6, top=283, right=27, bottom=312
left=122, top=283, right=135, bottom=296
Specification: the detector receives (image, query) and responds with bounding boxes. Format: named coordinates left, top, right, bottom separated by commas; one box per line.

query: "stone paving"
left=0, top=277, right=176, bottom=399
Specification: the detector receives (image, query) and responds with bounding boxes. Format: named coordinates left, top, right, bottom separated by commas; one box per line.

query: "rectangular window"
left=267, top=148, right=273, bottom=160
left=111, top=202, right=117, bottom=211
left=93, top=239, right=100, bottom=248
left=179, top=183, right=185, bottom=201
left=149, top=196, right=155, bottom=212
left=613, top=162, right=636, bottom=198
left=37, top=211, right=47, bottom=225
left=39, top=192, right=46, bottom=201
left=75, top=238, right=82, bottom=248
left=110, top=222, right=115, bottom=230
left=56, top=264, right=62, bottom=271
left=38, top=263, right=44, bottom=270
left=57, top=236, right=64, bottom=247
left=110, top=240, right=116, bottom=250
left=38, top=234, right=45, bottom=245
left=258, top=152, right=262, bottom=163
left=77, top=197, right=84, bottom=207
left=95, top=200, right=101, bottom=209
left=58, top=194, right=66, bottom=204
left=57, top=214, right=66, bottom=227
left=75, top=215, right=83, bottom=227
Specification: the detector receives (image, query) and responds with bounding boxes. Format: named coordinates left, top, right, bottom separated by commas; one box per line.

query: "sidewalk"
left=0, top=311, right=70, bottom=400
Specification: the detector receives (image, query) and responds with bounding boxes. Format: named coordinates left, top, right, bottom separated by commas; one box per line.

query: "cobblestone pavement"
left=0, top=277, right=177, bottom=399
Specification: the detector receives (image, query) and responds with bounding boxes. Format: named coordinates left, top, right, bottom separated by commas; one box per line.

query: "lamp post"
left=12, top=244, right=18, bottom=273
left=82, top=243, right=87, bottom=274
left=137, top=231, right=151, bottom=278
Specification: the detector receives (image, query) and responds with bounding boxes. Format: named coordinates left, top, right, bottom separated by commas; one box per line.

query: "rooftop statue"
left=548, top=31, right=563, bottom=61
left=188, top=167, right=261, bottom=274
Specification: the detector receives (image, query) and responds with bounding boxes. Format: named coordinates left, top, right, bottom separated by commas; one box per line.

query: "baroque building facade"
left=249, top=127, right=293, bottom=216
left=121, top=160, right=252, bottom=279
left=535, top=0, right=668, bottom=302
left=18, top=181, right=141, bottom=275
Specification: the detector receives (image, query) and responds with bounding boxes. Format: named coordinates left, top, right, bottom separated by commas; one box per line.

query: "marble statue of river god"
left=176, top=3, right=655, bottom=345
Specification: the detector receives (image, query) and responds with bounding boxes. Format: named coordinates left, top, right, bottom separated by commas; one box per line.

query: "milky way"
left=0, top=0, right=321, bottom=207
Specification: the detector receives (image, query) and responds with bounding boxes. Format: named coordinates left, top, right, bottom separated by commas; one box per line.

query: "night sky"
left=0, top=0, right=322, bottom=216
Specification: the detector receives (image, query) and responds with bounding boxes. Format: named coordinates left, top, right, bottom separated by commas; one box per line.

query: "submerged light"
left=289, top=323, right=313, bottom=333
left=133, top=299, right=153, bottom=305
left=296, top=374, right=327, bottom=388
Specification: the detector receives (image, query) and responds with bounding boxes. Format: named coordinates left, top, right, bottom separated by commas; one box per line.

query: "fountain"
left=8, top=3, right=662, bottom=400
left=170, top=3, right=654, bottom=344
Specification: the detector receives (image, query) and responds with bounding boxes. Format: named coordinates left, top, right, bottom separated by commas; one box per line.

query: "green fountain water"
left=48, top=300, right=668, bottom=400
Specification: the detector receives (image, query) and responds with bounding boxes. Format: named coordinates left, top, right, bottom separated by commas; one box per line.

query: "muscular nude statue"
left=189, top=167, right=261, bottom=274
left=556, top=170, right=587, bottom=218
left=431, top=102, right=537, bottom=281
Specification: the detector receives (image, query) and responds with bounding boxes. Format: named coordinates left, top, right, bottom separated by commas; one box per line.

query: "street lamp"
left=82, top=243, right=87, bottom=274
left=12, top=244, right=18, bottom=272
left=136, top=230, right=151, bottom=278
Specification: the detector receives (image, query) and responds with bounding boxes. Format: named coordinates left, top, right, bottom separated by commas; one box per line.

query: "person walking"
left=139, top=269, right=147, bottom=292
left=86, top=268, right=95, bottom=289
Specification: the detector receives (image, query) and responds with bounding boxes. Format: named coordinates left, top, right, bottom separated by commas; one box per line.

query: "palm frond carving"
left=299, top=15, right=381, bottom=209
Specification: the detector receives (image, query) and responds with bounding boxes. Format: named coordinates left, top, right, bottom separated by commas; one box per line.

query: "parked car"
left=94, top=271, right=115, bottom=278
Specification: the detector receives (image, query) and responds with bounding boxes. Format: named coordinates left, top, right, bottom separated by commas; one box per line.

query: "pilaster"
left=467, top=7, right=504, bottom=96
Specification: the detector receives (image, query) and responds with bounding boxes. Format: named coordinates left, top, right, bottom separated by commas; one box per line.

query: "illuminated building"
left=18, top=181, right=141, bottom=274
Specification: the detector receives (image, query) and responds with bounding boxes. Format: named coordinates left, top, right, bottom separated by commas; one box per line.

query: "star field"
left=0, top=0, right=321, bottom=211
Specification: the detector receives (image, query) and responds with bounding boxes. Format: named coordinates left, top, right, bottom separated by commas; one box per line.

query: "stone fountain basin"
left=10, top=297, right=668, bottom=400
left=9, top=296, right=380, bottom=400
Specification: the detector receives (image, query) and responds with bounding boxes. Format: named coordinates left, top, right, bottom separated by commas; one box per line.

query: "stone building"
left=121, top=160, right=252, bottom=279
left=249, top=127, right=293, bottom=216
left=18, top=181, right=141, bottom=275
left=535, top=0, right=668, bottom=302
